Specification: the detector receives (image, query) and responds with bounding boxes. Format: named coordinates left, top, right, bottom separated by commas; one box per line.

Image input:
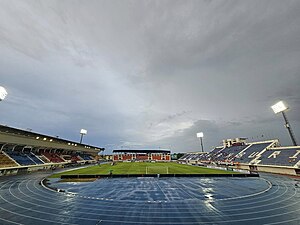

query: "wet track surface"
left=0, top=172, right=299, bottom=225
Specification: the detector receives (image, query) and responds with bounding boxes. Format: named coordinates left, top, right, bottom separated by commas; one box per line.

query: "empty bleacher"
left=212, top=145, right=249, bottom=162
left=34, top=152, right=50, bottom=163
left=179, top=140, right=281, bottom=166
left=29, top=153, right=44, bottom=164
left=5, top=151, right=37, bottom=166
left=42, top=152, right=65, bottom=163
left=257, top=147, right=300, bottom=167
left=234, top=142, right=274, bottom=164
left=179, top=154, right=192, bottom=161
left=0, top=152, right=18, bottom=168
left=200, top=147, right=223, bottom=162
left=81, top=154, right=94, bottom=160
left=71, top=155, right=82, bottom=162
left=178, top=138, right=300, bottom=176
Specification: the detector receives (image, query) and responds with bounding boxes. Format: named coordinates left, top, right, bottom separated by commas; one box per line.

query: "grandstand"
left=0, top=124, right=104, bottom=176
left=179, top=138, right=300, bottom=176
left=257, top=146, right=300, bottom=166
left=113, top=149, right=171, bottom=162
left=0, top=152, right=18, bottom=168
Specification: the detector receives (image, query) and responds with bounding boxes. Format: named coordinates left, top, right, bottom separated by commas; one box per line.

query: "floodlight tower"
left=196, top=132, right=204, bottom=152
left=0, top=86, right=8, bottom=101
left=79, top=129, right=87, bottom=144
left=271, top=101, right=297, bottom=146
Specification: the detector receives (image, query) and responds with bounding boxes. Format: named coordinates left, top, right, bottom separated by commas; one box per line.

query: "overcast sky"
left=0, top=0, right=299, bottom=153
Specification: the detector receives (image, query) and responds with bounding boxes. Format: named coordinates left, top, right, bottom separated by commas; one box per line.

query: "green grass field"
left=49, top=162, right=238, bottom=178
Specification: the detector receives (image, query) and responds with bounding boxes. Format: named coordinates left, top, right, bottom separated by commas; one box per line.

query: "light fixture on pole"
left=0, top=86, right=8, bottom=101
left=79, top=129, right=87, bottom=144
left=196, top=132, right=204, bottom=152
left=271, top=101, right=297, bottom=146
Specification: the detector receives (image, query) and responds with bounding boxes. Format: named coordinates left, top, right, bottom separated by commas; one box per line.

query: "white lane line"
left=31, top=176, right=293, bottom=214
left=264, top=216, right=300, bottom=225
left=2, top=180, right=99, bottom=223
left=16, top=178, right=300, bottom=220
left=38, top=176, right=277, bottom=206
left=0, top=197, right=78, bottom=225
left=218, top=177, right=272, bottom=201
left=0, top=215, right=24, bottom=225
left=3, top=176, right=298, bottom=225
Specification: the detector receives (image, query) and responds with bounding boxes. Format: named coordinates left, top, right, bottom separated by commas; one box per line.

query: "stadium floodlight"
left=0, top=86, right=8, bottom=101
left=196, top=132, right=204, bottom=152
left=271, top=101, right=288, bottom=114
left=80, top=129, right=87, bottom=144
left=197, top=132, right=204, bottom=138
left=271, top=101, right=297, bottom=146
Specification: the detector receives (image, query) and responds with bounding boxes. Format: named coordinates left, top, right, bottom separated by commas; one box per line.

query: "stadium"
left=1, top=1, right=300, bottom=224
left=0, top=124, right=299, bottom=224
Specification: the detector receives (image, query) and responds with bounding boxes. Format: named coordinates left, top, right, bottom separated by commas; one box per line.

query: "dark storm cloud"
left=0, top=0, right=299, bottom=152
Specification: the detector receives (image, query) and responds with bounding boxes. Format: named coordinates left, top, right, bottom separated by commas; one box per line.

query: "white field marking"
left=146, top=166, right=169, bottom=174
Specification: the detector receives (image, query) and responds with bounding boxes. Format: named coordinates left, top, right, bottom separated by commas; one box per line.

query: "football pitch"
left=50, top=162, right=238, bottom=178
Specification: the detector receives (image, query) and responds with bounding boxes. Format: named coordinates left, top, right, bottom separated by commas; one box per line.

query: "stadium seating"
left=178, top=139, right=300, bottom=177
left=200, top=147, right=223, bottom=162
left=136, top=154, right=148, bottom=160
left=234, top=142, right=273, bottom=163
left=42, top=152, right=65, bottom=163
left=34, top=152, right=50, bottom=163
left=5, top=151, right=37, bottom=166
left=71, top=155, right=82, bottom=162
left=211, top=145, right=249, bottom=163
left=180, top=153, right=207, bottom=161
left=29, top=153, right=44, bottom=164
left=0, top=152, right=18, bottom=168
left=179, top=154, right=192, bottom=161
left=178, top=141, right=284, bottom=166
left=81, top=155, right=93, bottom=160
left=257, top=147, right=300, bottom=167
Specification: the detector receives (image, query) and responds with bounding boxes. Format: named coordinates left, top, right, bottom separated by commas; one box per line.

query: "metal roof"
left=0, top=124, right=104, bottom=153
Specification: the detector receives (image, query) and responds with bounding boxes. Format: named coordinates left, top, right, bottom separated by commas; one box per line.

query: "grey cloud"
left=0, top=0, right=299, bottom=153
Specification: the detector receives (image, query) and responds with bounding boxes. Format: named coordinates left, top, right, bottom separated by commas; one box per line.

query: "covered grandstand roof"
left=113, top=149, right=171, bottom=154
left=0, top=124, right=104, bottom=153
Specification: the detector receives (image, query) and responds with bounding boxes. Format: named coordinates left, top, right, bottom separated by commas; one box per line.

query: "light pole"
left=0, top=86, right=8, bottom=101
left=0, top=86, right=7, bottom=153
left=196, top=132, right=204, bottom=152
left=271, top=101, right=297, bottom=146
left=80, top=129, right=87, bottom=144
